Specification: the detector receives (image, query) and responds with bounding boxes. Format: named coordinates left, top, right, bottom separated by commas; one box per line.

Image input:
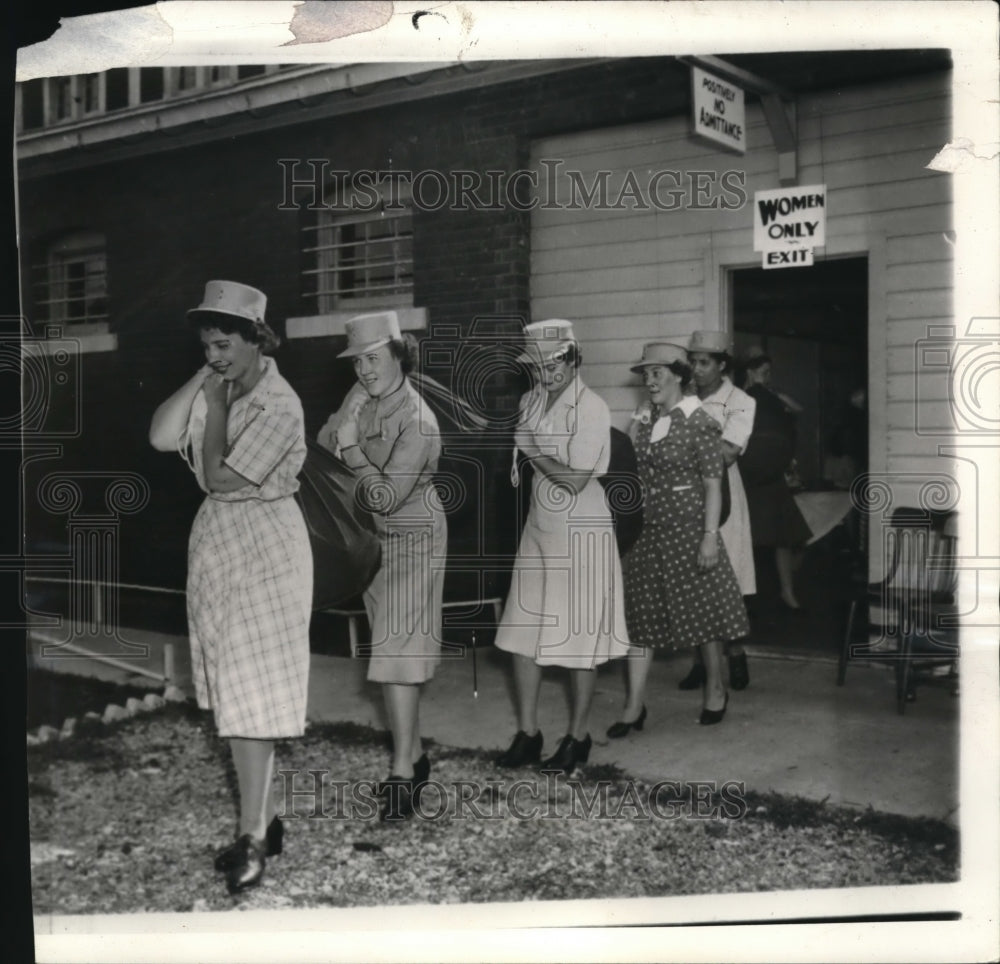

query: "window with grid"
left=302, top=180, right=414, bottom=313
left=33, top=231, right=109, bottom=326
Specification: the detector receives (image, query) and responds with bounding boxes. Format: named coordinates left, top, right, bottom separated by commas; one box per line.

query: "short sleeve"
left=721, top=390, right=756, bottom=452
left=694, top=413, right=725, bottom=479
left=224, top=407, right=300, bottom=486
left=566, top=390, right=610, bottom=474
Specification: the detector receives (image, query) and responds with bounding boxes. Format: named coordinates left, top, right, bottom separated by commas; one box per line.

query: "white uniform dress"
left=495, top=378, right=630, bottom=668
left=180, top=358, right=313, bottom=739
left=698, top=377, right=757, bottom=596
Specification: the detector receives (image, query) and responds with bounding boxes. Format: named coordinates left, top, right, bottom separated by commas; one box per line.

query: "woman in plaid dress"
left=150, top=281, right=312, bottom=893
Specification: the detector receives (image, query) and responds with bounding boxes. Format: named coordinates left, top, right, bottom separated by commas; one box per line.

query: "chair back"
left=879, top=507, right=958, bottom=644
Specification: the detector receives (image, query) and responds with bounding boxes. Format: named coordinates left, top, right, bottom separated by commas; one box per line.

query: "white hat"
left=337, top=311, right=403, bottom=358
left=187, top=280, right=267, bottom=323
left=517, top=319, right=577, bottom=364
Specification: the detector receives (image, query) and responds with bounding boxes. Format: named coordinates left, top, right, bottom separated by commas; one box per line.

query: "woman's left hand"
left=697, top=532, right=720, bottom=570
left=202, top=372, right=229, bottom=409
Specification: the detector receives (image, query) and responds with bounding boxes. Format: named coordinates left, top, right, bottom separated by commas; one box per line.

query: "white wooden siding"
left=529, top=70, right=954, bottom=510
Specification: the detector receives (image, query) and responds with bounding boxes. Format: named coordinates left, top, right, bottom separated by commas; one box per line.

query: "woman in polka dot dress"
left=609, top=342, right=749, bottom=733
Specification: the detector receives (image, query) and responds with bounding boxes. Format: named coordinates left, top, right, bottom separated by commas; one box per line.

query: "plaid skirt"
left=187, top=495, right=313, bottom=738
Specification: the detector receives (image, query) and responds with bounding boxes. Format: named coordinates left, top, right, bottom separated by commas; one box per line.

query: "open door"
left=730, top=257, right=868, bottom=653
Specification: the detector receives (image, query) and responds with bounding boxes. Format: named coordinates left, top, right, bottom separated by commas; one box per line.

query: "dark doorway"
left=731, top=256, right=868, bottom=653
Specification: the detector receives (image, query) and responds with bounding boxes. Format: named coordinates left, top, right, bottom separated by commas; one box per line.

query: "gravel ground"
left=29, top=702, right=958, bottom=915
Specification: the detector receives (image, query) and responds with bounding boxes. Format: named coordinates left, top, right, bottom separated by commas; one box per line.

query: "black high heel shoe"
left=678, top=662, right=706, bottom=690
left=497, top=730, right=543, bottom=768
left=539, top=734, right=591, bottom=774
left=214, top=816, right=283, bottom=872
left=411, top=753, right=431, bottom=810
left=378, top=775, right=415, bottom=822
left=729, top=653, right=750, bottom=691
left=699, top=693, right=729, bottom=726
left=606, top=705, right=647, bottom=739
left=224, top=834, right=266, bottom=894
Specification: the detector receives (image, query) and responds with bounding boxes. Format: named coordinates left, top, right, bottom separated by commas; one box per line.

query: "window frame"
left=301, top=178, right=415, bottom=314
left=31, top=230, right=117, bottom=353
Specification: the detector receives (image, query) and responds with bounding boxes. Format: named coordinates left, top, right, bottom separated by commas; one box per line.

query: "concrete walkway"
left=29, top=624, right=959, bottom=823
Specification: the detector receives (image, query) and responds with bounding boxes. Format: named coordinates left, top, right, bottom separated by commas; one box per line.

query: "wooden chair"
left=837, top=506, right=958, bottom=714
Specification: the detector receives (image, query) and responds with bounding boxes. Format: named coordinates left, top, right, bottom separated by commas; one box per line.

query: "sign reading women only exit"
left=753, top=184, right=827, bottom=269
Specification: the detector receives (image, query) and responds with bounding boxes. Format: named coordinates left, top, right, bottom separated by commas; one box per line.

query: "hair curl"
left=552, top=342, right=582, bottom=370
left=189, top=311, right=281, bottom=354
left=667, top=359, right=693, bottom=388
left=388, top=333, right=420, bottom=374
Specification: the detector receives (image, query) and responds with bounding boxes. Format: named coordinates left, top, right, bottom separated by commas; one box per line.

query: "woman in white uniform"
left=494, top=320, right=630, bottom=774
left=680, top=330, right=755, bottom=692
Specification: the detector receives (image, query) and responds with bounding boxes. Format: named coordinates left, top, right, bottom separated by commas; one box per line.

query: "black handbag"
left=295, top=439, right=381, bottom=610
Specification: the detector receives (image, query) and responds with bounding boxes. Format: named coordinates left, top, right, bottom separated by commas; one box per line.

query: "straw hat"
left=629, top=341, right=690, bottom=372
left=337, top=311, right=403, bottom=358
left=688, top=330, right=732, bottom=354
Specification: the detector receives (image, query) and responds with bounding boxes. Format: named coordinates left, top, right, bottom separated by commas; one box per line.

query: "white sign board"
left=691, top=66, right=745, bottom=153
left=762, top=248, right=815, bottom=270
left=753, top=185, right=827, bottom=252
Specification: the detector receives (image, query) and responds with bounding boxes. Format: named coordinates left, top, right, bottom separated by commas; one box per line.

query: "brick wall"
left=17, top=57, right=700, bottom=593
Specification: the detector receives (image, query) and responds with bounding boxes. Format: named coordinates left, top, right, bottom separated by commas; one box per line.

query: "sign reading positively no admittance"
left=753, top=185, right=827, bottom=252
left=691, top=67, right=745, bottom=153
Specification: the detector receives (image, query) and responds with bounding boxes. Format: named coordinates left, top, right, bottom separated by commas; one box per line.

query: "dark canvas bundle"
left=600, top=426, right=645, bottom=556
left=517, top=427, right=645, bottom=556
left=718, top=463, right=732, bottom=529
left=738, top=386, right=797, bottom=489
left=295, top=439, right=381, bottom=610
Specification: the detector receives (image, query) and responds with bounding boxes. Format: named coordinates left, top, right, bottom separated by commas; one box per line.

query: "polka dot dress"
left=622, top=403, right=750, bottom=650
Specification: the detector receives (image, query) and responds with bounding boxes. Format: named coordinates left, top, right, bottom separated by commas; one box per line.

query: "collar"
left=668, top=394, right=702, bottom=419
left=699, top=376, right=736, bottom=406
left=232, top=357, right=277, bottom=410
left=545, top=374, right=586, bottom=414
left=366, top=376, right=411, bottom=420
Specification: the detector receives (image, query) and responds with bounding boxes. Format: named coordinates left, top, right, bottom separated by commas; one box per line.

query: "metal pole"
left=30, top=632, right=169, bottom=683
left=163, top=642, right=175, bottom=684
left=471, top=628, right=478, bottom=699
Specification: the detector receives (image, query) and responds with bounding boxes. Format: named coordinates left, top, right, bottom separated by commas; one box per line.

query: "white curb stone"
left=102, top=704, right=128, bottom=724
